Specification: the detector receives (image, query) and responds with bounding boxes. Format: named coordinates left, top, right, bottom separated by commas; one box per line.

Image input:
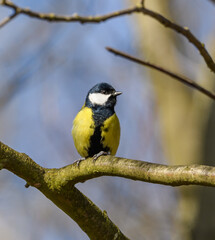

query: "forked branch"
left=0, top=10, right=17, bottom=27
left=0, top=141, right=129, bottom=240
left=1, top=0, right=215, bottom=73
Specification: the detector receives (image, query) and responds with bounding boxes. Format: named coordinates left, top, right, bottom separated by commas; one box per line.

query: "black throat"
left=91, top=105, right=115, bottom=126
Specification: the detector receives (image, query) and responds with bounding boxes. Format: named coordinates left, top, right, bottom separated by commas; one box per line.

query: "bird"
left=72, top=82, right=122, bottom=160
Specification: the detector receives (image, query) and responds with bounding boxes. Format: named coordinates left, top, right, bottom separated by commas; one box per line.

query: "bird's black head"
left=85, top=83, right=122, bottom=110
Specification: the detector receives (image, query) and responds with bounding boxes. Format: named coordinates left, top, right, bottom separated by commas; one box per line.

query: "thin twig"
left=139, top=7, right=215, bottom=74
left=106, top=47, right=215, bottom=100
left=1, top=0, right=215, bottom=73
left=0, top=11, right=18, bottom=28
left=2, top=1, right=140, bottom=23
left=140, top=0, right=145, bottom=7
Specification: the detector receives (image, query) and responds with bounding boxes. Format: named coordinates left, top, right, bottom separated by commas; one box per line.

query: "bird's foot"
left=93, top=151, right=109, bottom=162
left=74, top=157, right=86, bottom=168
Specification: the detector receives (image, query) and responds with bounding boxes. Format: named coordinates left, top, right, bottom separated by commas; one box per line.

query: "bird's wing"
left=101, top=113, right=120, bottom=155
left=72, top=107, right=94, bottom=157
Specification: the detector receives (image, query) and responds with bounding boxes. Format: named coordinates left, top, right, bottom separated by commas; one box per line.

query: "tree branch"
left=139, top=5, right=215, bottom=74
left=106, top=47, right=215, bottom=100
left=1, top=139, right=215, bottom=237
left=2, top=140, right=215, bottom=188
left=209, top=0, right=215, bottom=4
left=140, top=0, right=145, bottom=7
left=0, top=141, right=129, bottom=240
left=48, top=157, right=215, bottom=188
left=1, top=1, right=215, bottom=73
left=1, top=1, right=140, bottom=23
left=0, top=10, right=18, bottom=28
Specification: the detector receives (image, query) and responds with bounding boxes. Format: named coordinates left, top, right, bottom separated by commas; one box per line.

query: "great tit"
left=72, top=82, right=122, bottom=159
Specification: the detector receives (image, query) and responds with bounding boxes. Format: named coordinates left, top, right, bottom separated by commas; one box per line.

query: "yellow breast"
left=72, top=107, right=120, bottom=157
left=72, top=107, right=95, bottom=158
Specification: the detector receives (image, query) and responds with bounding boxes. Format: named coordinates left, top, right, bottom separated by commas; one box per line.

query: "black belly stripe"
left=87, top=125, right=110, bottom=157
left=87, top=106, right=114, bottom=157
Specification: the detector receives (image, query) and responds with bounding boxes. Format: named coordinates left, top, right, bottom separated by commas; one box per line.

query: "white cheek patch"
left=89, top=93, right=111, bottom=105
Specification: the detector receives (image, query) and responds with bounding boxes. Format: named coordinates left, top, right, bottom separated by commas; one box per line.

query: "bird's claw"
left=73, top=151, right=109, bottom=167
left=74, top=157, right=85, bottom=168
left=93, top=151, right=108, bottom=162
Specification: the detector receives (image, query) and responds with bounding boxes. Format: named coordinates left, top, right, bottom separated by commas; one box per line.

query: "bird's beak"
left=113, top=91, right=122, bottom=97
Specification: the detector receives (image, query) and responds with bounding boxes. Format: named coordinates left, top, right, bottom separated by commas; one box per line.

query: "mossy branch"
left=49, top=156, right=215, bottom=188
left=1, top=141, right=215, bottom=239
left=0, top=141, right=129, bottom=240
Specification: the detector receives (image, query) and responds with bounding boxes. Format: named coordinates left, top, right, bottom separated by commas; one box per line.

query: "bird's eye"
left=101, top=90, right=106, bottom=94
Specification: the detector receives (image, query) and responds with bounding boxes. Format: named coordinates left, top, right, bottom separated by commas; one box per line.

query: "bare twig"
left=0, top=11, right=18, bottom=28
left=106, top=47, right=215, bottom=100
left=1, top=1, right=140, bottom=23
left=139, top=7, right=215, bottom=74
left=1, top=1, right=215, bottom=73
left=209, top=0, right=215, bottom=4
left=140, top=0, right=145, bottom=7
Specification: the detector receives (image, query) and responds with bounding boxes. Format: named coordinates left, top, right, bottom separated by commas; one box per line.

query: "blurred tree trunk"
left=131, top=0, right=215, bottom=239
left=191, top=97, right=215, bottom=239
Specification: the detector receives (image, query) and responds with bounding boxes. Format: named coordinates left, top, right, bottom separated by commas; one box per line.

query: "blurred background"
left=0, top=0, right=215, bottom=239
